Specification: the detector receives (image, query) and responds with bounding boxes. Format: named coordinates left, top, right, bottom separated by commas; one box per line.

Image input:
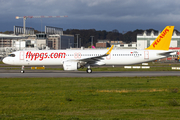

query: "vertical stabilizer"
left=145, top=26, right=174, bottom=50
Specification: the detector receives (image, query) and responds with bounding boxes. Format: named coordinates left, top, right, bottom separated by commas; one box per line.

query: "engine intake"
left=63, top=61, right=81, bottom=71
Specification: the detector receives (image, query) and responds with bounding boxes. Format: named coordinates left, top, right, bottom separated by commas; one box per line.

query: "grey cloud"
left=0, top=0, right=180, bottom=31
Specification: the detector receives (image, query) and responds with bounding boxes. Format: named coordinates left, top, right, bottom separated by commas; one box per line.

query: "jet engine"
left=63, top=61, right=81, bottom=71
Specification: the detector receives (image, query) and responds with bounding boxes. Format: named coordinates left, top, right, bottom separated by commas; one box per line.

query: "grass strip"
left=0, top=76, right=180, bottom=119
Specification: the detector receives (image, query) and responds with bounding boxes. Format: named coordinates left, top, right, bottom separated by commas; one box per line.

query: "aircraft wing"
left=78, top=53, right=107, bottom=62
left=79, top=45, right=114, bottom=62
left=66, top=45, right=114, bottom=63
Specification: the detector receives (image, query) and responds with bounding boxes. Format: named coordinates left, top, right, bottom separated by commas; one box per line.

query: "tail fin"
left=92, top=46, right=96, bottom=49
left=145, top=26, right=174, bottom=50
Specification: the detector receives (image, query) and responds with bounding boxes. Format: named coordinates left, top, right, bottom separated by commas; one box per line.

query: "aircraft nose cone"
left=2, top=57, right=10, bottom=65
left=2, top=57, right=14, bottom=65
left=2, top=57, right=7, bottom=64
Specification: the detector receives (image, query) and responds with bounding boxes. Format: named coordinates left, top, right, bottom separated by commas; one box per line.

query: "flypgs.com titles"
left=26, top=51, right=66, bottom=61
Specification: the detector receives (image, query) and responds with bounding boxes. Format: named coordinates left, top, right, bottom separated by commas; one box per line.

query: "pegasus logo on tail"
left=153, top=28, right=169, bottom=48
left=146, top=26, right=174, bottom=50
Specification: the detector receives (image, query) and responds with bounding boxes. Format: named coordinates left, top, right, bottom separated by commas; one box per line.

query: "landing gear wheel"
left=21, top=70, right=24, bottom=73
left=86, top=68, right=92, bottom=73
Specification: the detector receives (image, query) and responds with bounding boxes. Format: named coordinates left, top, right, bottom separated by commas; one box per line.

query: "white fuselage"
left=3, top=49, right=168, bottom=66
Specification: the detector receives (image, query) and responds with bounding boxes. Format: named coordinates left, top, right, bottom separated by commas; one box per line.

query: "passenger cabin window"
left=8, top=54, right=15, bottom=57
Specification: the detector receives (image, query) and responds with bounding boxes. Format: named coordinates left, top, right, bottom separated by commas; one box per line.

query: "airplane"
left=2, top=26, right=176, bottom=73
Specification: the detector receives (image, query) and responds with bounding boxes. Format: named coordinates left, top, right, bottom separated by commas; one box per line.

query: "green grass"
left=0, top=77, right=180, bottom=119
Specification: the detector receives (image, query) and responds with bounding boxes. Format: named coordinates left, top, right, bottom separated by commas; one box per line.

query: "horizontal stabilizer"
left=158, top=51, right=177, bottom=56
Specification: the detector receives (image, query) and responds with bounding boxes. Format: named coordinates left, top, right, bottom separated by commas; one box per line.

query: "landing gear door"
left=144, top=51, right=149, bottom=60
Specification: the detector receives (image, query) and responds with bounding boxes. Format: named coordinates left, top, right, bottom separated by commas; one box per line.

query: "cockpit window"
left=8, top=54, right=15, bottom=57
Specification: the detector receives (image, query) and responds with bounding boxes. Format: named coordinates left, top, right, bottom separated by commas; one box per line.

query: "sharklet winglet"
left=106, top=45, right=114, bottom=55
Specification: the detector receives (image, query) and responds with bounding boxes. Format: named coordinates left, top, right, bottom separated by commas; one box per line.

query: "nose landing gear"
left=21, top=65, right=25, bottom=73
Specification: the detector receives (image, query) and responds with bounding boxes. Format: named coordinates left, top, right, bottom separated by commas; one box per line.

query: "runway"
left=0, top=70, right=179, bottom=78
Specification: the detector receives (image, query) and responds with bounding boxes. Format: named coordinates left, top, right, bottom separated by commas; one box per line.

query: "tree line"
left=64, top=29, right=145, bottom=47
left=64, top=29, right=180, bottom=47
left=1, top=29, right=179, bottom=48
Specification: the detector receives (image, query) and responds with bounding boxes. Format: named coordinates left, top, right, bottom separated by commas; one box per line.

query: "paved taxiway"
left=0, top=70, right=179, bottom=78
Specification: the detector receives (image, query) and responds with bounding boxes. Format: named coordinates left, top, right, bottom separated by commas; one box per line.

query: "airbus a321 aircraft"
left=3, top=26, right=175, bottom=73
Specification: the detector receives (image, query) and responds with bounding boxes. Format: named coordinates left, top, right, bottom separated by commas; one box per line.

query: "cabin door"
left=19, top=51, right=24, bottom=62
left=144, top=51, right=149, bottom=60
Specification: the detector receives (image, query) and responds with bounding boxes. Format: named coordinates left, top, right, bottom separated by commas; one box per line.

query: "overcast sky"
left=0, top=0, right=180, bottom=32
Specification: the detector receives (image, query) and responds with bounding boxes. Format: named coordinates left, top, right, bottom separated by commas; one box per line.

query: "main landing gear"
left=86, top=68, right=92, bottom=73
left=86, top=65, right=92, bottom=73
left=21, top=65, right=25, bottom=73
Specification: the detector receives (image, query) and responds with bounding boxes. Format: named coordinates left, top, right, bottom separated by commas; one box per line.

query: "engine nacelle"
left=63, top=61, right=81, bottom=71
